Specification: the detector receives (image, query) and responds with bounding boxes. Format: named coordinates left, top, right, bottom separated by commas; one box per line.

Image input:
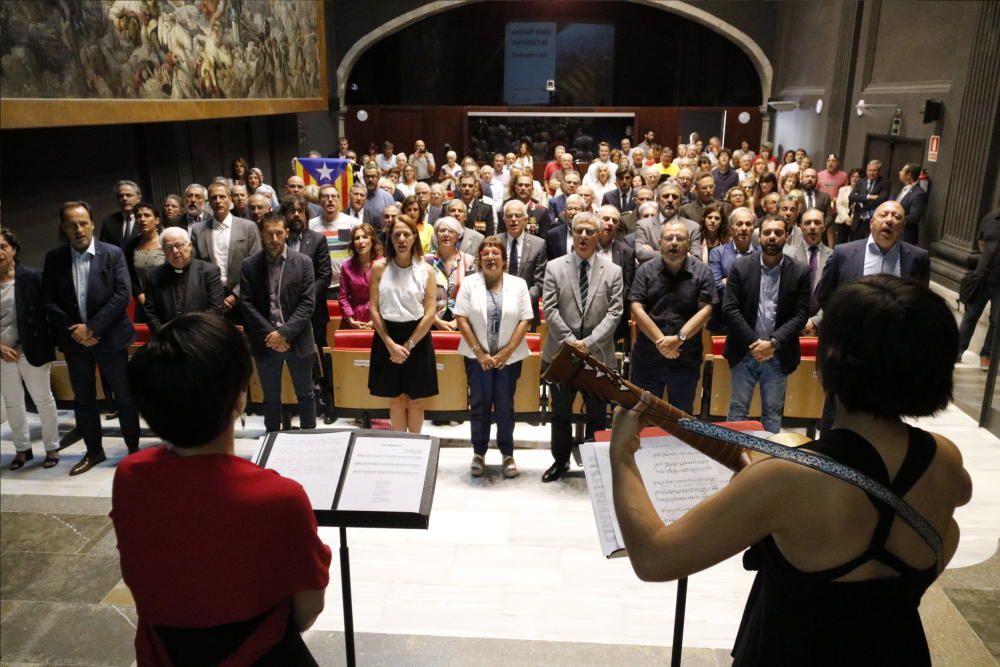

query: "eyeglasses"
left=163, top=242, right=190, bottom=252
left=573, top=228, right=598, bottom=237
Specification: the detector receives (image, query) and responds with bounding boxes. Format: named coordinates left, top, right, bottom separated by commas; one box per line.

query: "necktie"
left=579, top=259, right=589, bottom=310
left=122, top=216, right=133, bottom=247
left=807, top=192, right=814, bottom=210
left=808, top=245, right=819, bottom=307
left=508, top=237, right=519, bottom=274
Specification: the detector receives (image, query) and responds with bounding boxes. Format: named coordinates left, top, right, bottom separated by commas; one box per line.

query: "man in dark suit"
left=240, top=212, right=317, bottom=432
left=678, top=171, right=731, bottom=225
left=43, top=201, right=141, bottom=475
left=503, top=173, right=552, bottom=237
left=190, top=182, right=262, bottom=320
left=601, top=168, right=637, bottom=214
left=457, top=173, right=497, bottom=235
left=815, top=200, right=930, bottom=432
left=498, top=200, right=547, bottom=326
left=597, top=205, right=636, bottom=342
left=848, top=160, right=889, bottom=241
left=345, top=183, right=375, bottom=228
left=798, top=168, right=833, bottom=230
left=545, top=195, right=586, bottom=260
left=784, top=208, right=833, bottom=335
left=183, top=183, right=210, bottom=228
left=281, top=195, right=333, bottom=351
left=895, top=163, right=928, bottom=245
left=722, top=217, right=812, bottom=434
left=99, top=180, right=143, bottom=249
left=142, top=227, right=224, bottom=332
left=547, top=170, right=581, bottom=221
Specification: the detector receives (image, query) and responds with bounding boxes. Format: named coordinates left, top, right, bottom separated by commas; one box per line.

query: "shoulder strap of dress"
left=678, top=419, right=945, bottom=574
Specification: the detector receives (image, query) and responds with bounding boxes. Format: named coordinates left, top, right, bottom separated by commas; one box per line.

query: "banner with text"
left=504, top=22, right=557, bottom=105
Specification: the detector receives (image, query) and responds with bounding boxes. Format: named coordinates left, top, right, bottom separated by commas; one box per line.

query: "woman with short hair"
left=113, top=313, right=331, bottom=664
left=426, top=216, right=476, bottom=332
left=611, top=275, right=972, bottom=666
left=454, top=237, right=533, bottom=478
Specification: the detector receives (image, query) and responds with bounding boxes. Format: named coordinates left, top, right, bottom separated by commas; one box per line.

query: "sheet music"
left=260, top=431, right=352, bottom=510
left=579, top=443, right=625, bottom=557
left=591, top=441, right=626, bottom=549
left=633, top=437, right=734, bottom=524
left=337, top=436, right=431, bottom=513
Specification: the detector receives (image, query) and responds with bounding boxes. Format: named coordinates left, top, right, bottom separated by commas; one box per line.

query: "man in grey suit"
left=498, top=200, right=547, bottom=326
left=142, top=227, right=224, bottom=332
left=541, top=211, right=624, bottom=482
left=784, top=208, right=833, bottom=335
left=634, top=182, right=702, bottom=263
left=240, top=212, right=317, bottom=432
left=189, top=182, right=261, bottom=320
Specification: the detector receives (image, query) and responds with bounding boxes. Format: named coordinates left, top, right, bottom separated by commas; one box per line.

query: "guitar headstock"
left=542, top=343, right=636, bottom=405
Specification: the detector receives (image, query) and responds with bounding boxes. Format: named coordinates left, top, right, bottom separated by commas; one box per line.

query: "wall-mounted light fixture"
left=767, top=99, right=800, bottom=112
left=855, top=99, right=898, bottom=117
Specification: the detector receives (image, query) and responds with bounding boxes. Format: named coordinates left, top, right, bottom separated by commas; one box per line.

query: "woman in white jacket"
left=454, top=236, right=534, bottom=479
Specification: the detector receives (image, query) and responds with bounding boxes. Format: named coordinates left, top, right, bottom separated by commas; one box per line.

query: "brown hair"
left=476, top=235, right=507, bottom=270
left=385, top=215, right=421, bottom=261
left=349, top=223, right=384, bottom=259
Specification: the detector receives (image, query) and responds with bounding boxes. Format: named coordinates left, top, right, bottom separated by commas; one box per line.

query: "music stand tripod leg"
left=671, top=577, right=688, bottom=667
left=339, top=526, right=357, bottom=667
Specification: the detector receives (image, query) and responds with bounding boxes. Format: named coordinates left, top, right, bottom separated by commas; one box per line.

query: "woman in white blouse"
left=834, top=168, right=862, bottom=247
left=454, top=237, right=534, bottom=479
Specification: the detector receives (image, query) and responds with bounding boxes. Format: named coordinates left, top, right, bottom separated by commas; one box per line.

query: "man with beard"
left=142, top=227, right=224, bottom=332
left=634, top=182, right=702, bottom=263
left=629, top=220, right=715, bottom=414
left=798, top=168, right=833, bottom=230
left=183, top=183, right=210, bottom=228
left=722, top=216, right=811, bottom=434
left=282, top=195, right=332, bottom=353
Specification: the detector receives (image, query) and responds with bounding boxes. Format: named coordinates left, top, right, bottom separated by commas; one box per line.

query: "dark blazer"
left=498, top=232, right=547, bottom=303
left=801, top=189, right=833, bottom=228
left=292, top=228, right=333, bottom=330
left=545, top=223, right=572, bottom=260
left=426, top=205, right=443, bottom=227
left=499, top=199, right=552, bottom=238
left=99, top=211, right=140, bottom=248
left=898, top=186, right=928, bottom=230
left=240, top=250, right=316, bottom=358
left=848, top=177, right=889, bottom=219
left=602, top=188, right=637, bottom=213
left=464, top=199, right=498, bottom=236
left=141, top=259, right=224, bottom=332
left=815, top=238, right=931, bottom=308
left=722, top=254, right=811, bottom=375
left=548, top=193, right=567, bottom=221
left=42, top=241, right=136, bottom=352
left=607, top=239, right=636, bottom=294
left=12, top=264, right=55, bottom=366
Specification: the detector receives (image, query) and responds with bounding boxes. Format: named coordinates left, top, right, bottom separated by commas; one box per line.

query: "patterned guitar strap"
left=676, top=417, right=945, bottom=574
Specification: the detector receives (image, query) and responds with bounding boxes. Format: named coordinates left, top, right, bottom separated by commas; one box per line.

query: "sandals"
left=9, top=450, right=33, bottom=470
left=502, top=456, right=519, bottom=479
left=43, top=454, right=60, bottom=469
left=470, top=454, right=485, bottom=477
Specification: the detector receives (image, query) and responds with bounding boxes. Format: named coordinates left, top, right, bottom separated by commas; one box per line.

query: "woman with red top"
left=339, top=223, right=384, bottom=329
left=113, top=313, right=331, bottom=666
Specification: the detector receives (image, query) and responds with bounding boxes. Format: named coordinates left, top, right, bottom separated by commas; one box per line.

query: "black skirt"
left=369, top=319, right=439, bottom=399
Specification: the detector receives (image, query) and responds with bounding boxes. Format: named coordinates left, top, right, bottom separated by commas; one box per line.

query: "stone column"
left=931, top=2, right=1000, bottom=285
left=823, top=0, right=864, bottom=158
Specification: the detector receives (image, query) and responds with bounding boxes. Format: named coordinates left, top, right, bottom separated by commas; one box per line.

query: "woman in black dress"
left=610, top=275, right=972, bottom=666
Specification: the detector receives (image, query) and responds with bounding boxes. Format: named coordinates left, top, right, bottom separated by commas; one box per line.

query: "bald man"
left=285, top=176, right=323, bottom=218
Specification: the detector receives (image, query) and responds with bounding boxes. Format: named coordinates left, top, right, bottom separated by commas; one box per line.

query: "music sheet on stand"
left=261, top=431, right=352, bottom=511
left=579, top=443, right=625, bottom=557
left=337, top=436, right=431, bottom=513
left=633, top=435, right=734, bottom=524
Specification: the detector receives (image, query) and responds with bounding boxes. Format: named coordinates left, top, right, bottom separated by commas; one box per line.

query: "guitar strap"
left=676, top=417, right=945, bottom=574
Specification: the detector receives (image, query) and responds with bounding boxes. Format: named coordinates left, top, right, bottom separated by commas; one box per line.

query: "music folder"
left=582, top=425, right=758, bottom=558
left=255, top=428, right=440, bottom=529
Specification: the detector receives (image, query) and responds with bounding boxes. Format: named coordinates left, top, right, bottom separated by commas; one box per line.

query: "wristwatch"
left=677, top=331, right=688, bottom=343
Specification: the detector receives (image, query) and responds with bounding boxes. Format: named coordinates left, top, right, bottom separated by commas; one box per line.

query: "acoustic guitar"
left=542, top=343, right=810, bottom=472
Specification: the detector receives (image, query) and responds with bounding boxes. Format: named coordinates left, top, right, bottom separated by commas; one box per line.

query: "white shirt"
left=863, top=234, right=901, bottom=277
left=378, top=259, right=429, bottom=321
left=375, top=154, right=396, bottom=172
left=71, top=238, right=97, bottom=323
left=308, top=212, right=353, bottom=232
left=584, top=159, right=618, bottom=186
left=212, top=213, right=233, bottom=286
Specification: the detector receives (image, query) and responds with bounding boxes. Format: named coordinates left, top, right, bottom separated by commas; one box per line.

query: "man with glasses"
left=635, top=182, right=702, bottom=263
left=142, top=227, right=224, bottom=332
left=629, top=220, right=715, bottom=414
left=597, top=205, right=635, bottom=341
left=541, top=211, right=624, bottom=482
left=548, top=169, right=581, bottom=221
left=498, top=199, right=547, bottom=327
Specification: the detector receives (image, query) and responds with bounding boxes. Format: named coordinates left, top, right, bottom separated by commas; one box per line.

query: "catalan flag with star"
left=293, top=157, right=353, bottom=209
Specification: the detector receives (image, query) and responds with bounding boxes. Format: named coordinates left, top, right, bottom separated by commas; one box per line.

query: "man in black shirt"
left=629, top=220, right=715, bottom=414
left=142, top=227, right=224, bottom=332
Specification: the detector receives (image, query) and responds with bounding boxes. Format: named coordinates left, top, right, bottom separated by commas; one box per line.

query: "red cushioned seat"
left=333, top=330, right=375, bottom=350
left=327, top=300, right=341, bottom=318
left=711, top=336, right=726, bottom=356
left=525, top=333, right=541, bottom=353
left=430, top=331, right=461, bottom=350
left=132, top=324, right=152, bottom=346
left=799, top=337, right=818, bottom=358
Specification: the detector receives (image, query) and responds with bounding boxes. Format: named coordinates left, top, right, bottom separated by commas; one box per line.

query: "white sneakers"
left=469, top=453, right=519, bottom=478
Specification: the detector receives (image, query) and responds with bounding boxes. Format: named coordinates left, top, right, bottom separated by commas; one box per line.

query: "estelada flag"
left=293, top=157, right=353, bottom=209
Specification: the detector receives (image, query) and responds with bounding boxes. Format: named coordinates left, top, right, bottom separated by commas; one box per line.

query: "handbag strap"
left=677, top=419, right=944, bottom=573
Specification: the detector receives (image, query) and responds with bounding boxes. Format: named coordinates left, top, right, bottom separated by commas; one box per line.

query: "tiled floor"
left=1, top=398, right=998, bottom=666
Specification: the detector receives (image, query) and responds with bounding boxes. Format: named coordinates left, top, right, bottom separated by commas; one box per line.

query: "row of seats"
left=49, top=303, right=825, bottom=433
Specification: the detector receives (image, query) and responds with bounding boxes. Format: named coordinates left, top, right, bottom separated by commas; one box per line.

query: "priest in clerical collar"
left=141, top=227, right=225, bottom=332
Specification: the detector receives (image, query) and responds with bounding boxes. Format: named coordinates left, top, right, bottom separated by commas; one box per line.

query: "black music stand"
left=256, top=428, right=440, bottom=667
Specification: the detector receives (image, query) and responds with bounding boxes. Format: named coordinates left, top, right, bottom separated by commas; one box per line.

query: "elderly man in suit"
left=634, top=182, right=703, bottom=263
left=785, top=208, right=832, bottom=335
left=99, top=180, right=143, bottom=249
left=630, top=219, right=715, bottom=416
left=723, top=217, right=812, bottom=434
left=43, top=201, right=141, bottom=475
left=848, top=160, right=889, bottom=241
left=457, top=173, right=497, bottom=236
left=541, top=211, right=624, bottom=482
left=241, top=212, right=317, bottom=432
left=596, top=205, right=636, bottom=343
left=895, top=163, right=928, bottom=245
left=498, top=199, right=546, bottom=326
left=545, top=195, right=586, bottom=260
left=190, top=182, right=262, bottom=320
left=142, top=227, right=223, bottom=331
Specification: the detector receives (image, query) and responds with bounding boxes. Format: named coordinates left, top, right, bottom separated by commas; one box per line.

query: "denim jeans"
left=629, top=353, right=701, bottom=415
left=727, top=356, right=787, bottom=434
left=958, top=287, right=1000, bottom=357
left=465, top=358, right=521, bottom=456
